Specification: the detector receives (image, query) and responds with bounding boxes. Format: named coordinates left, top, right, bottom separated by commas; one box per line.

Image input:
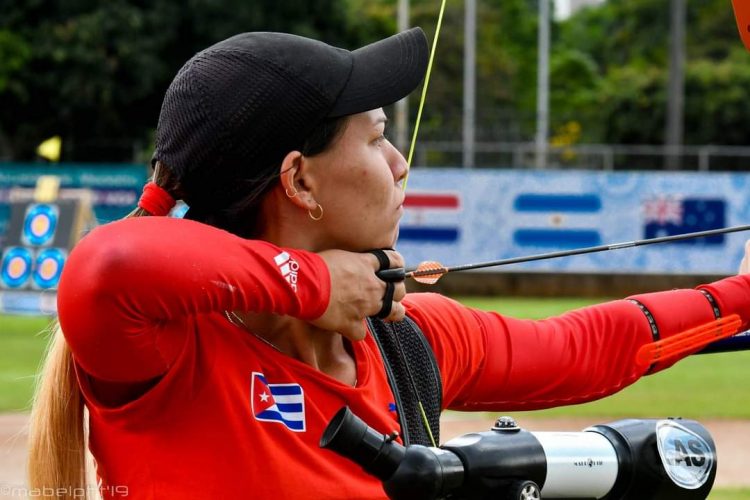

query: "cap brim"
left=327, top=27, right=428, bottom=118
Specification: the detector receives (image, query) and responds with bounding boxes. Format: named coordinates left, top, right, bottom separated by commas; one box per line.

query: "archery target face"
left=32, top=248, right=66, bottom=289
left=1, top=247, right=33, bottom=288
left=22, top=203, right=59, bottom=246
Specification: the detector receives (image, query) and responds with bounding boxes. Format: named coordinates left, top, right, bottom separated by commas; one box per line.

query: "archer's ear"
left=279, top=151, right=319, bottom=212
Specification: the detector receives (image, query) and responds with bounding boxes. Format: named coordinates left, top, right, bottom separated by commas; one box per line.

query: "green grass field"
left=2, top=295, right=748, bottom=417
left=710, top=491, right=750, bottom=500
left=1, top=314, right=53, bottom=412
left=1, top=300, right=749, bottom=498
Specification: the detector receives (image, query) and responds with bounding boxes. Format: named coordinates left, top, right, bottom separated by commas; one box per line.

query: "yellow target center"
left=8, top=257, right=27, bottom=278
left=39, top=258, right=58, bottom=279
left=31, top=215, right=50, bottom=236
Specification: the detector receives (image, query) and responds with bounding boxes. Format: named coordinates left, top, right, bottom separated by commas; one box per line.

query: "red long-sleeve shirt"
left=57, top=217, right=750, bottom=499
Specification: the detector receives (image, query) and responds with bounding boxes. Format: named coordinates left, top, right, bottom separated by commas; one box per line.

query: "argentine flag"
left=512, top=193, right=603, bottom=248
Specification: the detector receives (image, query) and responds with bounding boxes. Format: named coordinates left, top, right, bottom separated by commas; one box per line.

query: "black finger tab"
left=375, top=282, right=395, bottom=319
left=376, top=267, right=405, bottom=282
left=368, top=249, right=390, bottom=272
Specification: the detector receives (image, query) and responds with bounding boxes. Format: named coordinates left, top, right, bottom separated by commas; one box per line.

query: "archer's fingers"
left=740, top=240, right=750, bottom=274
left=393, top=281, right=406, bottom=302
left=351, top=320, right=368, bottom=342
left=382, top=250, right=405, bottom=270
left=383, top=301, right=406, bottom=323
left=380, top=281, right=406, bottom=322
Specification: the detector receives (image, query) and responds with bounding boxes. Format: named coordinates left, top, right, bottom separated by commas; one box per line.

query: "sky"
left=556, top=0, right=572, bottom=19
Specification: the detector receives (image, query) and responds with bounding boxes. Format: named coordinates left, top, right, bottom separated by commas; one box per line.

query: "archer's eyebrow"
left=374, top=116, right=389, bottom=126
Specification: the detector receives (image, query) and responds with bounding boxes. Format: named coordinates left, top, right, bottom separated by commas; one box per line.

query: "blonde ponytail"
left=28, top=326, right=88, bottom=500
left=27, top=162, right=180, bottom=499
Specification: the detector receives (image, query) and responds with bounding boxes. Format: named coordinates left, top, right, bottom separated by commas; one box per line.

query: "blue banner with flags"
left=397, top=169, right=750, bottom=274
left=2, top=164, right=749, bottom=287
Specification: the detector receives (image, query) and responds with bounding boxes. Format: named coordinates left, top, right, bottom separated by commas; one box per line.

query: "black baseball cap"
left=153, top=28, right=429, bottom=214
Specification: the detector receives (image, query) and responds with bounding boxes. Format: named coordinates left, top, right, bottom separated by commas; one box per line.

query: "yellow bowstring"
left=403, top=0, right=447, bottom=448
left=403, top=0, right=448, bottom=193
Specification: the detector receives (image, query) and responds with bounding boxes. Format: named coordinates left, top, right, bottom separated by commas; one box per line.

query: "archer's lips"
left=396, top=194, right=406, bottom=211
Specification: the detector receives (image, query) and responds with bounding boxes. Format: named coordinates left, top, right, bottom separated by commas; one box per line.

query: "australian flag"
left=251, top=372, right=306, bottom=432
left=643, top=197, right=726, bottom=245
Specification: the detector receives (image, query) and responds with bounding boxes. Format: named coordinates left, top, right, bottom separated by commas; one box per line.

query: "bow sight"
left=320, top=407, right=717, bottom=500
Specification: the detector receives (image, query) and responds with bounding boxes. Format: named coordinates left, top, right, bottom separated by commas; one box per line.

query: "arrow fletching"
left=410, top=261, right=449, bottom=284
left=636, top=314, right=742, bottom=367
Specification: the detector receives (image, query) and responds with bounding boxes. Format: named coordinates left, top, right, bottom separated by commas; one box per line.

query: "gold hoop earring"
left=285, top=187, right=298, bottom=198
left=308, top=203, right=323, bottom=221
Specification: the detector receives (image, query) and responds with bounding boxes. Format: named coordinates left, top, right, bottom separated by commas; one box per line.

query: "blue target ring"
left=33, top=248, right=66, bottom=289
left=1, top=247, right=33, bottom=288
left=23, top=203, right=59, bottom=246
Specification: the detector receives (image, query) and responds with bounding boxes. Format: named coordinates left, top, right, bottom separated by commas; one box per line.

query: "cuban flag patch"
left=250, top=372, right=306, bottom=432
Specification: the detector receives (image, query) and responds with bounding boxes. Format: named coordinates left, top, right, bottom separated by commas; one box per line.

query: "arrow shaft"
left=412, top=224, right=750, bottom=276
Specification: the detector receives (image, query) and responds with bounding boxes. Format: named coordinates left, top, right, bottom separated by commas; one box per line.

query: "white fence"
left=413, top=142, right=750, bottom=171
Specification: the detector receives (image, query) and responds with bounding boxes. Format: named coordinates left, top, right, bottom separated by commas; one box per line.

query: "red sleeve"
left=404, top=275, right=750, bottom=411
left=57, top=217, right=330, bottom=383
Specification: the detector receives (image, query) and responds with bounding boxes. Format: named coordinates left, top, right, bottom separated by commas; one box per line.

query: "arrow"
left=378, top=224, right=750, bottom=283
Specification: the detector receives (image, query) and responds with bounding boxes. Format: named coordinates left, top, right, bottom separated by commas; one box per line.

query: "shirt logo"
left=274, top=251, right=299, bottom=292
left=250, top=372, right=305, bottom=432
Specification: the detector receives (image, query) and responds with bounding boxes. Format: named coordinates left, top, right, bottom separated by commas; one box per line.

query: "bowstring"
left=402, top=0, right=448, bottom=193
left=399, top=0, right=448, bottom=447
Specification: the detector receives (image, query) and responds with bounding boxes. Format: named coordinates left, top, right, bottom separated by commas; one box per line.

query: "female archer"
left=28, top=27, right=750, bottom=499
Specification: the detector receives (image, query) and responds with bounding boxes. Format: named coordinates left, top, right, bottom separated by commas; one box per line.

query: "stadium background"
left=2, top=0, right=750, bottom=498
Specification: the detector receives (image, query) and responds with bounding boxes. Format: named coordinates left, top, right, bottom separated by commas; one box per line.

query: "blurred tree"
left=0, top=29, right=30, bottom=158
left=0, top=0, right=354, bottom=161
left=554, top=0, right=750, bottom=147
left=683, top=49, right=750, bottom=145
left=474, top=0, right=539, bottom=141
left=548, top=48, right=602, bottom=143
left=598, top=65, right=667, bottom=145
left=557, top=0, right=670, bottom=71
left=1, top=0, right=747, bottom=162
left=405, top=0, right=539, bottom=144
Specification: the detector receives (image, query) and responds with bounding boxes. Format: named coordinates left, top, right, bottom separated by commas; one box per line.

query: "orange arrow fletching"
left=410, top=261, right=449, bottom=285
left=636, top=314, right=742, bottom=367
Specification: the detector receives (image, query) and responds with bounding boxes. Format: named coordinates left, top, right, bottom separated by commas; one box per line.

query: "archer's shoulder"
left=88, top=216, right=207, bottom=234
left=404, top=292, right=473, bottom=326
left=78, top=216, right=228, bottom=246
left=404, top=292, right=462, bottom=310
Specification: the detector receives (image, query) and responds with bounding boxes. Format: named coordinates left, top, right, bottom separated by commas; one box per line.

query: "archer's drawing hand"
left=313, top=249, right=406, bottom=341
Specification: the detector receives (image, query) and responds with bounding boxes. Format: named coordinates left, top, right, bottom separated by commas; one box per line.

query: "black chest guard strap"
left=367, top=316, right=443, bottom=446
